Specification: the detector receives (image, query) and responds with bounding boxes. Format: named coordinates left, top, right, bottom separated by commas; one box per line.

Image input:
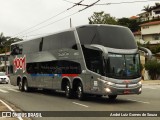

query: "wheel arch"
left=17, top=76, right=22, bottom=86
left=72, top=77, right=83, bottom=92
left=61, top=77, right=71, bottom=91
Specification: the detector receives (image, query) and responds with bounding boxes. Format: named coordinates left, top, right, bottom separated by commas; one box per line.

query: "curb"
left=0, top=99, right=23, bottom=120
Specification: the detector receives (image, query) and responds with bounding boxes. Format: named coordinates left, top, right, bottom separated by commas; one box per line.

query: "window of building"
left=142, top=26, right=149, bottom=29
left=152, top=34, right=160, bottom=40
left=155, top=11, right=160, bottom=14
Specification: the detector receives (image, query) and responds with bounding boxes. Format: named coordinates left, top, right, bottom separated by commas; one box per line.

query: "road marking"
left=72, top=102, right=89, bottom=108
left=0, top=99, right=23, bottom=120
left=7, top=88, right=20, bottom=92
left=0, top=89, right=9, bottom=93
left=127, top=99, right=150, bottom=104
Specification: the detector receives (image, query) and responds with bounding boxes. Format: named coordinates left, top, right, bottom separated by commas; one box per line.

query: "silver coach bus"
left=9, top=24, right=151, bottom=100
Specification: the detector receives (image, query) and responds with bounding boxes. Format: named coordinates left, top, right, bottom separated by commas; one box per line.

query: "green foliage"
left=117, top=18, right=140, bottom=32
left=145, top=60, right=160, bottom=79
left=148, top=45, right=160, bottom=54
left=0, top=32, right=22, bottom=54
left=88, top=12, right=140, bottom=32
left=88, top=11, right=117, bottom=25
left=142, top=5, right=151, bottom=12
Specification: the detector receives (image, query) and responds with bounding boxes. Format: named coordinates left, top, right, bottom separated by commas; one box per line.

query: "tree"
left=0, top=33, right=10, bottom=53
left=142, top=5, right=151, bottom=12
left=0, top=32, right=22, bottom=54
left=145, top=60, right=160, bottom=79
left=88, top=11, right=117, bottom=25
left=117, top=18, right=140, bottom=32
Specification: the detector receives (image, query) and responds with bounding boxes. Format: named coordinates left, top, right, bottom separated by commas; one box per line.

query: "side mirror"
left=138, top=47, right=152, bottom=60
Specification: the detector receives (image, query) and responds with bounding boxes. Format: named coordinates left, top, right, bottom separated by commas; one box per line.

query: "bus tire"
left=77, top=82, right=85, bottom=100
left=19, top=80, right=24, bottom=91
left=65, top=82, right=73, bottom=99
left=24, top=80, right=30, bottom=92
left=108, top=95, right=117, bottom=100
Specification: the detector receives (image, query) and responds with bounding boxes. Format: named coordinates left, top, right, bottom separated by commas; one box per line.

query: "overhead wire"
left=13, top=0, right=85, bottom=38
left=18, top=0, right=101, bottom=38
left=16, top=0, right=158, bottom=38
left=96, top=0, right=160, bottom=5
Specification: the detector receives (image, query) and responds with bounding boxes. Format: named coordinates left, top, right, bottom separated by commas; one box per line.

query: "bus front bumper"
left=102, top=84, right=142, bottom=95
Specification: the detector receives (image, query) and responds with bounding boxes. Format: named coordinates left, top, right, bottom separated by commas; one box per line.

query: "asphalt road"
left=0, top=83, right=160, bottom=120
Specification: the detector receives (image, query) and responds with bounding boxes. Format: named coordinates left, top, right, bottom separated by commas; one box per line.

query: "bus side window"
left=11, top=44, right=22, bottom=55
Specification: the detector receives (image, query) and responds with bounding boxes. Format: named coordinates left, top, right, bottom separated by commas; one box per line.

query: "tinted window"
left=82, top=45, right=104, bottom=75
left=105, top=53, right=141, bottom=79
left=27, top=60, right=81, bottom=74
left=23, top=38, right=42, bottom=54
left=77, top=25, right=137, bottom=49
left=11, top=44, right=23, bottom=55
left=43, top=31, right=77, bottom=51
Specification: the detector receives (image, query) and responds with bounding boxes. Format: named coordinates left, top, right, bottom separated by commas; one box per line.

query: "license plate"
left=124, top=90, right=130, bottom=94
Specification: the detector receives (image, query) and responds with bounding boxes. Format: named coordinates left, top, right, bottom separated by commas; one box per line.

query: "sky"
left=0, top=0, right=160, bottom=40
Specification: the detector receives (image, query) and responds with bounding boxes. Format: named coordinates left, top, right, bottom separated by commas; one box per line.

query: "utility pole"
left=70, top=18, right=72, bottom=28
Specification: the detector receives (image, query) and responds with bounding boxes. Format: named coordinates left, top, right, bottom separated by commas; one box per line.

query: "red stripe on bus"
left=62, top=74, right=78, bottom=77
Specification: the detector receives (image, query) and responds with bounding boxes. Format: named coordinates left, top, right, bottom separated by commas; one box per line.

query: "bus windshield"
left=105, top=53, right=141, bottom=79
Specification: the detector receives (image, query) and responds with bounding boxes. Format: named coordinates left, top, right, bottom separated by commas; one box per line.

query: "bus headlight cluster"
left=139, top=88, right=142, bottom=92
left=105, top=88, right=111, bottom=93
left=138, top=81, right=142, bottom=85
left=107, top=82, right=115, bottom=86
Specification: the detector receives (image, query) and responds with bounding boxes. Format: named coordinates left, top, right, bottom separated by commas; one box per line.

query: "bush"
left=145, top=60, right=160, bottom=79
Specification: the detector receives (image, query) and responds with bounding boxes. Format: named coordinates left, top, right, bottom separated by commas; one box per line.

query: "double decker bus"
left=9, top=24, right=151, bottom=100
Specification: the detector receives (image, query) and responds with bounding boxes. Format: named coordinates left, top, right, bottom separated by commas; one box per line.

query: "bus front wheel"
left=77, top=83, right=85, bottom=100
left=108, top=95, right=117, bottom=100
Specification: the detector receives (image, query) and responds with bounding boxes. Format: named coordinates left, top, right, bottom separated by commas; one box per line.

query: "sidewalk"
left=142, top=80, right=160, bottom=85
left=0, top=99, right=31, bottom=120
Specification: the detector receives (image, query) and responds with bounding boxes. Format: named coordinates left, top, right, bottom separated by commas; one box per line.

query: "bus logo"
left=13, top=55, right=26, bottom=73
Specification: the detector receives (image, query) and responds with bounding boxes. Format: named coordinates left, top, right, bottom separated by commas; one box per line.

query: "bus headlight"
left=139, top=88, right=142, bottom=92
left=105, top=88, right=111, bottom=93
left=138, top=81, right=142, bottom=85
left=107, top=82, right=115, bottom=86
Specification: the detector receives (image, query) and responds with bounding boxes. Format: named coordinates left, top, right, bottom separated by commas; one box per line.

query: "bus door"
left=89, top=60, right=103, bottom=92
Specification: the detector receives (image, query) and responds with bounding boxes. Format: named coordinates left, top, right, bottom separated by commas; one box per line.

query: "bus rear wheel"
left=19, top=80, right=24, bottom=91
left=65, top=82, right=73, bottom=99
left=24, top=80, right=29, bottom=92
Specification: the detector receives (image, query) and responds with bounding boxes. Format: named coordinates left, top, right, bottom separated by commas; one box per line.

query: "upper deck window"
left=76, top=25, right=137, bottom=49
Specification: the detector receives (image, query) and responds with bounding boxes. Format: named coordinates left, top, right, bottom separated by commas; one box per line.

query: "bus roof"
left=11, top=24, right=129, bottom=46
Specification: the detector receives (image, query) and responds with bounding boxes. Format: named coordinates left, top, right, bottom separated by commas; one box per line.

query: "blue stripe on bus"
left=30, top=74, right=55, bottom=77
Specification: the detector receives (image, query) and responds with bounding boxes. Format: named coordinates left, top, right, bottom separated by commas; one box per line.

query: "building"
left=0, top=52, right=10, bottom=72
left=137, top=4, right=160, bottom=22
left=140, top=20, right=160, bottom=44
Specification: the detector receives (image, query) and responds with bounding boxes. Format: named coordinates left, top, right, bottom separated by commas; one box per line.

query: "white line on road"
left=72, top=102, right=89, bottom=108
left=7, top=88, right=20, bottom=92
left=0, top=89, right=9, bottom=93
left=127, top=99, right=150, bottom=104
left=0, top=99, right=23, bottom=120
